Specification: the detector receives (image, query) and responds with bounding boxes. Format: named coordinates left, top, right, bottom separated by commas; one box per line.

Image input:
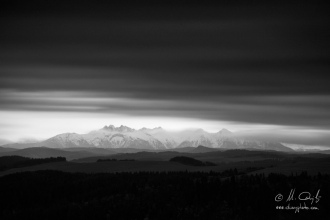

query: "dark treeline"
left=170, top=156, right=217, bottom=166
left=0, top=156, right=66, bottom=171
left=0, top=170, right=329, bottom=220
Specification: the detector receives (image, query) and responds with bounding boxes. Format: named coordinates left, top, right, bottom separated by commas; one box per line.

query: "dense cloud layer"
left=1, top=1, right=329, bottom=145
left=1, top=90, right=330, bottom=131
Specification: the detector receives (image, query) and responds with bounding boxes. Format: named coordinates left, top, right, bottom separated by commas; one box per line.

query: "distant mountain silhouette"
left=170, top=156, right=216, bottom=166
left=72, top=148, right=297, bottom=163
left=4, top=125, right=294, bottom=152
left=0, top=156, right=66, bottom=171
left=0, top=147, right=103, bottom=160
left=0, top=147, right=17, bottom=153
left=190, top=145, right=221, bottom=153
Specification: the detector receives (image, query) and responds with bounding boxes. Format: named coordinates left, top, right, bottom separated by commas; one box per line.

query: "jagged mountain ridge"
left=37, top=125, right=292, bottom=152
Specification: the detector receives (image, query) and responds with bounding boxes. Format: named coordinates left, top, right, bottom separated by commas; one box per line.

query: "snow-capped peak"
left=217, top=128, right=233, bottom=136
left=139, top=127, right=163, bottom=132
left=194, top=128, right=206, bottom=133
left=102, top=125, right=135, bottom=132
left=103, top=125, right=115, bottom=130
left=117, top=125, right=135, bottom=132
left=34, top=125, right=294, bottom=152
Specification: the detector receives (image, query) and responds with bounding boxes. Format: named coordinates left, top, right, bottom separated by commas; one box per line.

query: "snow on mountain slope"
left=176, top=129, right=217, bottom=148
left=42, top=133, right=92, bottom=148
left=60, top=127, right=169, bottom=150
left=9, top=125, right=294, bottom=152
left=142, top=127, right=179, bottom=149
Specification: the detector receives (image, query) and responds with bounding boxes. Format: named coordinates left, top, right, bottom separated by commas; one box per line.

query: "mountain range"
left=3, top=125, right=293, bottom=152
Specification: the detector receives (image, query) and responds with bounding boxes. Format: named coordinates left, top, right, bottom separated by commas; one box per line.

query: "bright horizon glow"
left=1, top=90, right=330, bottom=148
left=1, top=110, right=329, bottom=149
left=0, top=110, right=250, bottom=142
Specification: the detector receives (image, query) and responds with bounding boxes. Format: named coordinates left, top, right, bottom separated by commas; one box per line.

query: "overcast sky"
left=1, top=1, right=329, bottom=147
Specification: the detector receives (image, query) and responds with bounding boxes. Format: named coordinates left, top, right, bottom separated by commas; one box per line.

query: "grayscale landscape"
left=1, top=0, right=329, bottom=219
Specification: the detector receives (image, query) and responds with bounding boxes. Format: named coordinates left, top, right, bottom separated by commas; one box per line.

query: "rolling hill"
left=0, top=147, right=17, bottom=153
left=0, top=147, right=104, bottom=161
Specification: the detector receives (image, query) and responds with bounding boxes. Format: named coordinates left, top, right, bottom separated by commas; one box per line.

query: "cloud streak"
left=1, top=1, right=329, bottom=146
left=1, top=90, right=329, bottom=131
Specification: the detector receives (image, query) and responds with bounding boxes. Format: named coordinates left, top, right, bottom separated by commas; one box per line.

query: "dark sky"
left=1, top=0, right=330, bottom=146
